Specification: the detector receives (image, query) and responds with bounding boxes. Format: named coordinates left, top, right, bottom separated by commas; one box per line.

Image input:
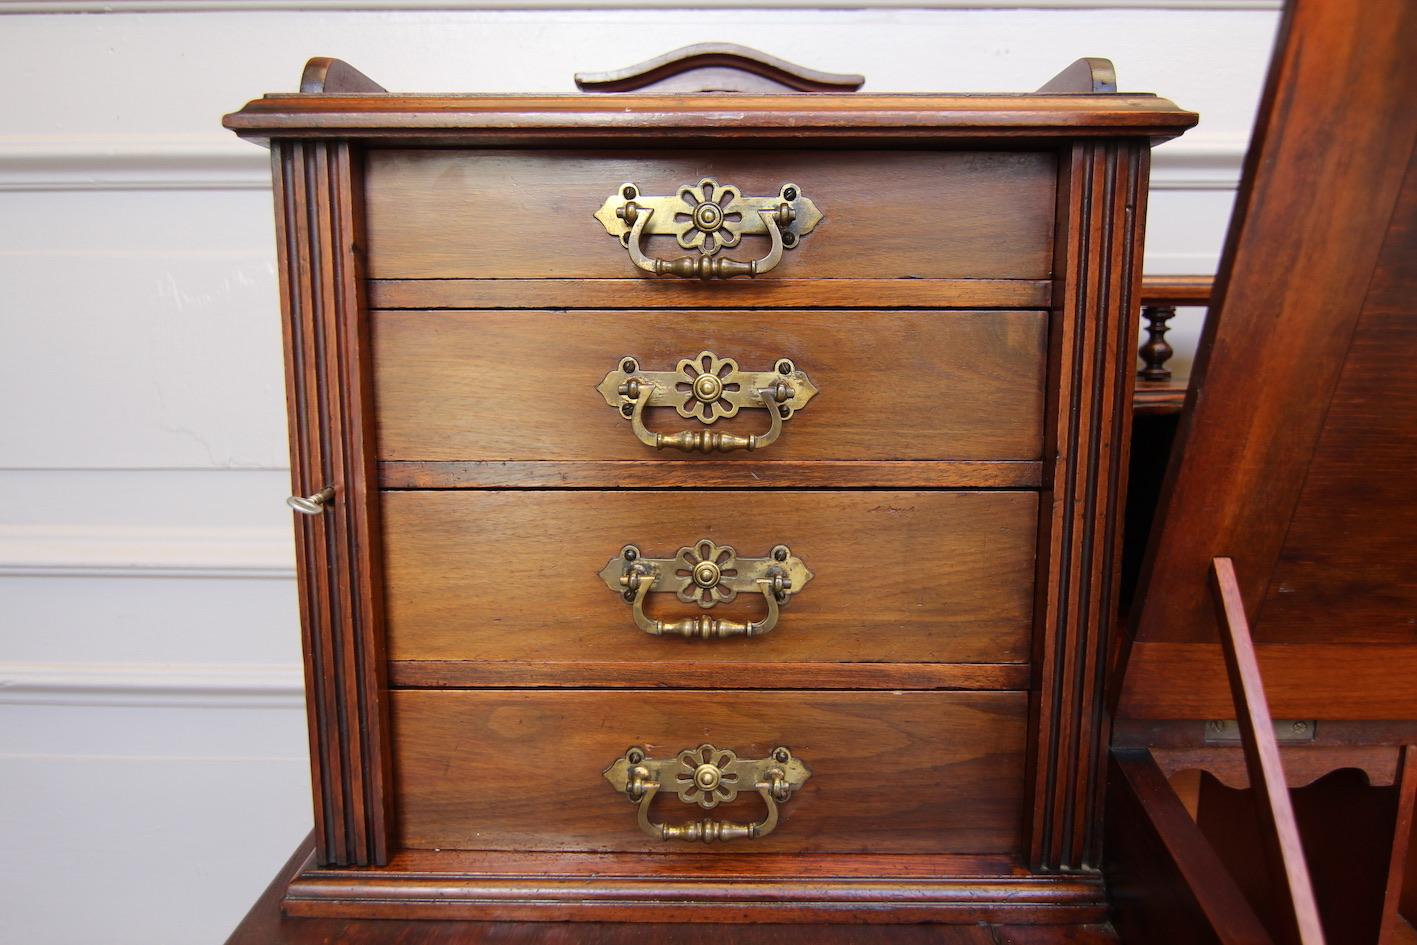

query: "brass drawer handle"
left=598, top=352, right=818, bottom=453
left=599, top=539, right=812, bottom=639
left=595, top=178, right=821, bottom=280
left=604, top=744, right=811, bottom=842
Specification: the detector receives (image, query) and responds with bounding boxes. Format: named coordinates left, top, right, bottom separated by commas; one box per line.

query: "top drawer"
left=363, top=149, right=1056, bottom=290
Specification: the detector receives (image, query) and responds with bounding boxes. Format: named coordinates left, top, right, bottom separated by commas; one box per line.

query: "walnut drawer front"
left=391, top=689, right=1026, bottom=855
left=382, top=490, right=1036, bottom=669
left=373, top=309, right=1045, bottom=464
left=364, top=149, right=1055, bottom=287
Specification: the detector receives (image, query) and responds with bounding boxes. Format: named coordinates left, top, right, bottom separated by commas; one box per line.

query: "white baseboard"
left=0, top=135, right=271, bottom=192
left=0, top=523, right=294, bottom=578
left=0, top=661, right=305, bottom=707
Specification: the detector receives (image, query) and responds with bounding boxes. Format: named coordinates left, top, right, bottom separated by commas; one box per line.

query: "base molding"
left=282, top=850, right=1107, bottom=923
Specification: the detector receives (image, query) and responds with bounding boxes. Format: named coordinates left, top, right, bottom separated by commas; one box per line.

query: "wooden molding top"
left=574, top=43, right=865, bottom=94
left=225, top=56, right=1194, bottom=143
left=225, top=93, right=1196, bottom=145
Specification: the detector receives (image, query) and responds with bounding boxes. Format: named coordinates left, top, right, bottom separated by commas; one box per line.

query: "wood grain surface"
left=372, top=309, right=1045, bottom=464
left=390, top=689, right=1027, bottom=855
left=995, top=926, right=1120, bottom=945
left=382, top=490, right=1037, bottom=665
left=231, top=830, right=1114, bottom=936
left=1117, top=643, right=1417, bottom=720
left=234, top=834, right=1044, bottom=941
left=367, top=277, right=1053, bottom=311
left=387, top=660, right=1031, bottom=691
left=378, top=459, right=1043, bottom=489
left=1257, top=147, right=1417, bottom=644
left=1129, top=0, right=1417, bottom=647
left=279, top=847, right=1105, bottom=924
left=363, top=150, right=1055, bottom=281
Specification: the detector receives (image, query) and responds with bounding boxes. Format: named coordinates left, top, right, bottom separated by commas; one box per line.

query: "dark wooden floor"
left=227, top=838, right=1120, bottom=945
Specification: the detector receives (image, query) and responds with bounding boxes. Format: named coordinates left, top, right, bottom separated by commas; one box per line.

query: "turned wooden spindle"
left=1139, top=304, right=1177, bottom=380
left=1137, top=275, right=1214, bottom=384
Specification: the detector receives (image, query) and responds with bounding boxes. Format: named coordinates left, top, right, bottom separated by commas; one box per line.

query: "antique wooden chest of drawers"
left=225, top=49, right=1194, bottom=922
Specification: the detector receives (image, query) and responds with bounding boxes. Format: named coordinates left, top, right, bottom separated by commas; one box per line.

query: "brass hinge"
left=1204, top=719, right=1318, bottom=745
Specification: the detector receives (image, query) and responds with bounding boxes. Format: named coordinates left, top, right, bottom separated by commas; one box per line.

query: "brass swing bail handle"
left=623, top=203, right=788, bottom=279
left=625, top=570, right=785, bottom=639
left=594, top=178, right=821, bottom=280
left=599, top=540, right=813, bottom=640
left=603, top=744, right=812, bottom=842
left=596, top=352, right=819, bottom=454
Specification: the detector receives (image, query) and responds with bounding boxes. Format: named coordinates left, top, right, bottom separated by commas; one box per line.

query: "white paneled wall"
left=0, top=5, right=1277, bottom=943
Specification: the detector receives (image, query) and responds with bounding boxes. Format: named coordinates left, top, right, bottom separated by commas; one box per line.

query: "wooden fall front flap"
left=1109, top=3, right=1417, bottom=943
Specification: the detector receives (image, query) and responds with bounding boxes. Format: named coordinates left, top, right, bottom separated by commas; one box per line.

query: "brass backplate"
left=604, top=744, right=811, bottom=810
left=599, top=538, right=813, bottom=609
left=597, top=351, right=818, bottom=425
left=595, top=178, right=822, bottom=256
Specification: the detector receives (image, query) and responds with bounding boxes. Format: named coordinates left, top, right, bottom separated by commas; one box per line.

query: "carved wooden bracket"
left=575, top=43, right=864, bottom=94
left=300, top=57, right=386, bottom=94
left=1036, top=57, right=1117, bottom=94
